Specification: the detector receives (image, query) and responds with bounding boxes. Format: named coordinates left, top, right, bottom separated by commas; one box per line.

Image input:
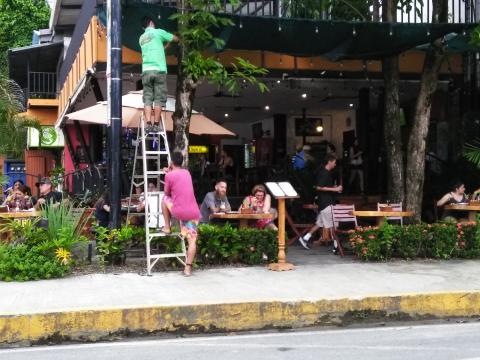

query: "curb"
left=2, top=291, right=480, bottom=345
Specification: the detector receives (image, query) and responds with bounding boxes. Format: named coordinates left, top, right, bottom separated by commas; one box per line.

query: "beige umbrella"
left=63, top=92, right=235, bottom=136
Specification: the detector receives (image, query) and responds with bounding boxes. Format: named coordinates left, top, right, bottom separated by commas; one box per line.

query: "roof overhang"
left=8, top=42, right=63, bottom=90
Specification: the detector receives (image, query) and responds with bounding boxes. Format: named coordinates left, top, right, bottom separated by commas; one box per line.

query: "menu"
left=265, top=182, right=298, bottom=198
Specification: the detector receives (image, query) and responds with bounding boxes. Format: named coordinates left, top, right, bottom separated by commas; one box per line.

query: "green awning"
left=114, top=3, right=478, bottom=61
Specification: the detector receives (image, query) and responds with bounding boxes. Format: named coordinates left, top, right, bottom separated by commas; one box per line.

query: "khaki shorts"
left=315, top=205, right=334, bottom=228
left=142, top=71, right=167, bottom=107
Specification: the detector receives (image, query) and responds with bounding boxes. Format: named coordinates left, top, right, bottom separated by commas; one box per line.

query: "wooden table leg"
left=269, top=198, right=295, bottom=271
left=468, top=211, right=476, bottom=222
left=239, top=219, right=248, bottom=228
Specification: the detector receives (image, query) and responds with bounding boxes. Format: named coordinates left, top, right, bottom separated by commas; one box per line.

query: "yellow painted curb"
left=2, top=291, right=480, bottom=345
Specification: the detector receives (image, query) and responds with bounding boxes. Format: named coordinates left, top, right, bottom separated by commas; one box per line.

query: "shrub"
left=349, top=221, right=480, bottom=261
left=95, top=225, right=135, bottom=265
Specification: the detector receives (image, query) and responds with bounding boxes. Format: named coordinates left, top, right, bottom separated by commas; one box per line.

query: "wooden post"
left=269, top=197, right=295, bottom=271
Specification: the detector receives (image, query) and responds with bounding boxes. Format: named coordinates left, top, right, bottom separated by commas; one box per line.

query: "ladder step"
left=133, top=174, right=165, bottom=179
left=148, top=232, right=183, bottom=237
left=145, top=170, right=165, bottom=175
left=144, top=150, right=169, bottom=155
left=149, top=253, right=186, bottom=259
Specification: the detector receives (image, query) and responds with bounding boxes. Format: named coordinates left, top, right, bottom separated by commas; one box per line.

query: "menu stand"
left=265, top=182, right=299, bottom=271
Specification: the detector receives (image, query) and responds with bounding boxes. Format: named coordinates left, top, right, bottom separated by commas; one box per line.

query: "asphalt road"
left=2, top=322, right=480, bottom=360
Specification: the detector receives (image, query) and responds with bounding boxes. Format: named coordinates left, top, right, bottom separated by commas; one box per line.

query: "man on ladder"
left=139, top=16, right=179, bottom=131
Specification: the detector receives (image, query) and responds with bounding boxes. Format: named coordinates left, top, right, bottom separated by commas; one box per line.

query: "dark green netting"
left=110, top=3, right=478, bottom=61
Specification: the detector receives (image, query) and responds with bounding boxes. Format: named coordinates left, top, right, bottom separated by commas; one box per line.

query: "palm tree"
left=0, top=77, right=40, bottom=159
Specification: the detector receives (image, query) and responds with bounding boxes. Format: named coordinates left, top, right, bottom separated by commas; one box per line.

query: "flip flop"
left=158, top=226, right=171, bottom=234
left=183, top=263, right=192, bottom=277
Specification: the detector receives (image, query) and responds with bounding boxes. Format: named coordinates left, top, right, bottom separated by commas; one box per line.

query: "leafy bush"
left=0, top=244, right=69, bottom=282
left=0, top=205, right=88, bottom=281
left=95, top=225, right=135, bottom=264
left=196, top=224, right=278, bottom=265
left=350, top=221, right=480, bottom=261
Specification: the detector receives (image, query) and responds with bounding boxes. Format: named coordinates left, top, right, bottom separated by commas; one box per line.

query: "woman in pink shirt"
left=162, top=152, right=200, bottom=276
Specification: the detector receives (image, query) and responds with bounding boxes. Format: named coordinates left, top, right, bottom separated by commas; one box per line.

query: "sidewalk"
left=2, top=246, right=480, bottom=345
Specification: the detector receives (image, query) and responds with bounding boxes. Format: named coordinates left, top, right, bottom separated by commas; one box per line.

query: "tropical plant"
left=0, top=77, right=40, bottom=158
left=95, top=225, right=135, bottom=265
left=170, top=0, right=268, bottom=161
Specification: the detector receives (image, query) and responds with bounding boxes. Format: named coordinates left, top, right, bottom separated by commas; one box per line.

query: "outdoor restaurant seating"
left=331, top=204, right=358, bottom=257
left=376, top=202, right=403, bottom=225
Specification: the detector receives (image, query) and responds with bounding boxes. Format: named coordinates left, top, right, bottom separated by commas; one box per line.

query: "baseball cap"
left=35, top=177, right=52, bottom=187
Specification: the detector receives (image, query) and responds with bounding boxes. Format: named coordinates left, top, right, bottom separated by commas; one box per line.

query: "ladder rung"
left=148, top=232, right=182, bottom=237
left=144, top=150, right=169, bottom=155
left=149, top=253, right=186, bottom=259
left=145, top=171, right=165, bottom=175
left=133, top=174, right=164, bottom=178
left=146, top=191, right=163, bottom=196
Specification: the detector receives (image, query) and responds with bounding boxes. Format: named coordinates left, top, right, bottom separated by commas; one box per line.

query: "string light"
left=352, top=26, right=357, bottom=36
left=278, top=24, right=282, bottom=31
left=315, top=26, right=319, bottom=34
left=239, top=20, right=243, bottom=29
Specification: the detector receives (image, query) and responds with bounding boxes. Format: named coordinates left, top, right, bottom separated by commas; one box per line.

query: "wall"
left=286, top=109, right=356, bottom=155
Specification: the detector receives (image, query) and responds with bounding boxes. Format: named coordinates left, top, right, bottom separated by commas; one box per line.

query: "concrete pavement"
left=2, top=246, right=480, bottom=345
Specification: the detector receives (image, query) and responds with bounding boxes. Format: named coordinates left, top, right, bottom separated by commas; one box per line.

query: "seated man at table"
left=298, top=154, right=343, bottom=252
left=32, top=177, right=63, bottom=210
left=199, top=180, right=231, bottom=223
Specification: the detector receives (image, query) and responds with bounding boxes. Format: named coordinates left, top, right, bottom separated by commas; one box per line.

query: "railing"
left=27, top=71, right=57, bottom=99
left=138, top=0, right=476, bottom=23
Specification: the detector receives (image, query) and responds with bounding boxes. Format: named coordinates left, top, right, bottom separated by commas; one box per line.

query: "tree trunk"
left=405, top=0, right=447, bottom=222
left=381, top=0, right=404, bottom=203
left=405, top=40, right=445, bottom=221
left=382, top=55, right=404, bottom=203
left=172, top=46, right=197, bottom=166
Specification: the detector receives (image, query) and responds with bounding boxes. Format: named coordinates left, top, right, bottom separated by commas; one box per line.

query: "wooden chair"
left=377, top=202, right=403, bottom=225
left=286, top=203, right=318, bottom=245
left=330, top=204, right=358, bottom=257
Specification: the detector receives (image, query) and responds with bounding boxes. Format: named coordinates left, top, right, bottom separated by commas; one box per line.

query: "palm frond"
left=464, top=139, right=480, bottom=168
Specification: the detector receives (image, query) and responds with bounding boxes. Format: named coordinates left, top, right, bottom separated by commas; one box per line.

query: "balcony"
left=26, top=72, right=57, bottom=100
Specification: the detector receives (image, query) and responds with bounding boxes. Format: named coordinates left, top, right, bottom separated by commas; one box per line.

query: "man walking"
left=161, top=152, right=200, bottom=276
left=199, top=180, right=231, bottom=223
left=298, top=154, right=343, bottom=252
left=139, top=16, right=179, bottom=131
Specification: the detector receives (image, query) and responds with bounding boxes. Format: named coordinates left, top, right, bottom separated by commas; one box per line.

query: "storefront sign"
left=188, top=145, right=208, bottom=154
left=27, top=126, right=65, bottom=148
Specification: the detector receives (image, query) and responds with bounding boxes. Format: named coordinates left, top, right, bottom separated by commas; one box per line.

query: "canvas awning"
left=63, top=92, right=235, bottom=136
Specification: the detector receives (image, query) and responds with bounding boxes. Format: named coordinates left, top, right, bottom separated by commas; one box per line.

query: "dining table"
left=210, top=211, right=274, bottom=228
left=444, top=203, right=480, bottom=221
left=351, top=210, right=415, bottom=226
left=0, top=210, right=42, bottom=219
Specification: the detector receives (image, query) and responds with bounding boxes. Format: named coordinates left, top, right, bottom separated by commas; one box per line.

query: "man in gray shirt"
left=199, top=180, right=231, bottom=223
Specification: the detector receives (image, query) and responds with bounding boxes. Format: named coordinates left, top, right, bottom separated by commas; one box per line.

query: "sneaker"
left=298, top=236, right=310, bottom=250
left=332, top=247, right=339, bottom=255
left=145, top=122, right=153, bottom=132
left=152, top=123, right=161, bottom=133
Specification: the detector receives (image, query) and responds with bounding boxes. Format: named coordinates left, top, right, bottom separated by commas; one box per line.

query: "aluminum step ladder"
left=127, top=113, right=187, bottom=275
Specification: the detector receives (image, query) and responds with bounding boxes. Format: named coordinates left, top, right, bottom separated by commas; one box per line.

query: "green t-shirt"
left=139, top=27, right=174, bottom=73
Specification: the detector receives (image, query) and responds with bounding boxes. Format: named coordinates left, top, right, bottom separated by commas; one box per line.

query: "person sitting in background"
left=136, top=182, right=158, bottom=212
left=3, top=183, right=32, bottom=211
left=95, top=191, right=111, bottom=228
left=437, top=181, right=468, bottom=220
left=218, top=149, right=234, bottom=177
left=240, top=184, right=278, bottom=230
left=199, top=180, right=231, bottom=223
left=33, top=177, right=62, bottom=210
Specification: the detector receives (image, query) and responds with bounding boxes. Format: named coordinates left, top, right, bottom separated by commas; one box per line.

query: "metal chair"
left=377, top=202, right=403, bottom=225
left=331, top=204, right=358, bottom=257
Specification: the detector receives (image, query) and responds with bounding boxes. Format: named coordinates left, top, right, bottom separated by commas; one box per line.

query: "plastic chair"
left=377, top=202, right=403, bottom=225
left=331, top=204, right=358, bottom=257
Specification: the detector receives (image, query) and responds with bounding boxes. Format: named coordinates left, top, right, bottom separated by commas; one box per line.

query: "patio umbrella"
left=63, top=91, right=235, bottom=136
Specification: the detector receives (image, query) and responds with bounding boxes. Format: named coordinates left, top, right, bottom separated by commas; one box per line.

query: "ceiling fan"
left=314, top=94, right=358, bottom=102
left=215, top=105, right=262, bottom=111
left=198, top=90, right=242, bottom=99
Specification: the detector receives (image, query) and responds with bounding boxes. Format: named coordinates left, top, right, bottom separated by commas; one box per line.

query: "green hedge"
left=349, top=221, right=480, bottom=261
left=196, top=224, right=278, bottom=265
